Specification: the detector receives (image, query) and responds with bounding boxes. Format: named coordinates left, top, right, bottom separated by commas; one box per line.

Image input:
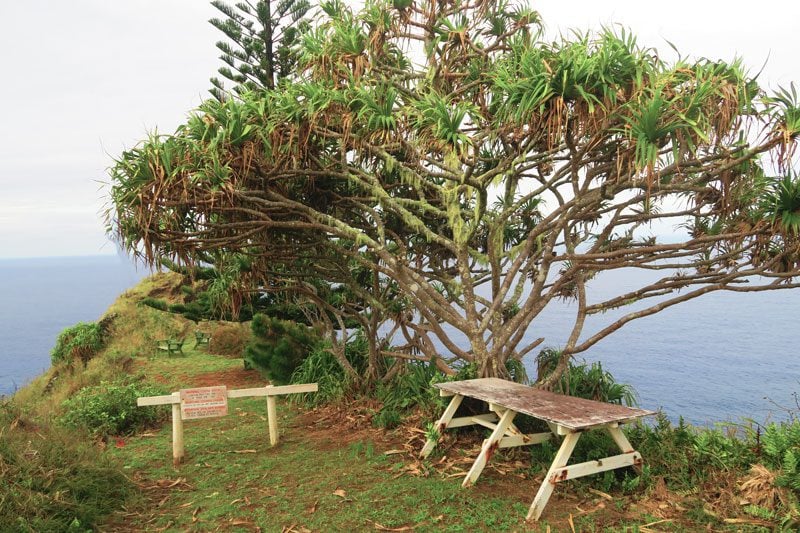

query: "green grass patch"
left=108, top=400, right=539, bottom=532
left=0, top=402, right=135, bottom=532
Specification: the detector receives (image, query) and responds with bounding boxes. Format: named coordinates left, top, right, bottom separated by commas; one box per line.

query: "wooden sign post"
left=137, top=383, right=317, bottom=465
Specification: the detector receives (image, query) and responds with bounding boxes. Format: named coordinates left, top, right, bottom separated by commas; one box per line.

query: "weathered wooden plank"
left=498, top=432, right=552, bottom=449
left=549, top=452, right=641, bottom=482
left=267, top=383, right=318, bottom=395
left=446, top=413, right=498, bottom=429
left=266, top=395, right=278, bottom=446
left=140, top=384, right=317, bottom=406
left=225, top=387, right=269, bottom=398
left=607, top=425, right=635, bottom=453
left=212, top=383, right=320, bottom=398
left=435, top=378, right=654, bottom=430
left=138, top=394, right=179, bottom=406
left=470, top=416, right=500, bottom=431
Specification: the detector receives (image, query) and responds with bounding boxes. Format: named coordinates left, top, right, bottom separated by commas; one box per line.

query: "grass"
left=8, top=340, right=785, bottom=531
left=107, top=397, right=541, bottom=532
left=0, top=402, right=135, bottom=532
left=4, top=272, right=795, bottom=531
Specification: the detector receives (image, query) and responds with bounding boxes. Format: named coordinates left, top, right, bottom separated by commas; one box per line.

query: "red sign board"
left=180, top=386, right=228, bottom=420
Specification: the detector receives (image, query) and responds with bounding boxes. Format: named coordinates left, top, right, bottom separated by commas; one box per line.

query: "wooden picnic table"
left=419, top=377, right=655, bottom=521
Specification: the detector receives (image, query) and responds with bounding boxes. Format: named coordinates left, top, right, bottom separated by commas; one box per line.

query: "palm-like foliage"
left=762, top=174, right=800, bottom=235
left=110, top=0, right=800, bottom=384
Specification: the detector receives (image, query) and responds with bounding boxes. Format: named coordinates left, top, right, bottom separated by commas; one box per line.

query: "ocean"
left=0, top=255, right=797, bottom=426
left=0, top=255, right=148, bottom=396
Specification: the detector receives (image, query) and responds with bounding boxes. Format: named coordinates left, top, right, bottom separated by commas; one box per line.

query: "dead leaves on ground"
left=369, top=513, right=443, bottom=531
left=140, top=477, right=193, bottom=492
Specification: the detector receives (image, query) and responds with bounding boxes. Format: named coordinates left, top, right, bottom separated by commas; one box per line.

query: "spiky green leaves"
left=411, top=92, right=476, bottom=155
left=761, top=174, right=800, bottom=236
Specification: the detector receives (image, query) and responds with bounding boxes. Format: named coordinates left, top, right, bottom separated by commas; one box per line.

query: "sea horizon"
left=1, top=255, right=798, bottom=427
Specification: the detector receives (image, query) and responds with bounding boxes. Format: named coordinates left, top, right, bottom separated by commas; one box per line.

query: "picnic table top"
left=435, top=378, right=655, bottom=431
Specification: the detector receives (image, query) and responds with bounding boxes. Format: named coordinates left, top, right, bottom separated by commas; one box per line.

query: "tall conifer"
left=209, top=0, right=310, bottom=99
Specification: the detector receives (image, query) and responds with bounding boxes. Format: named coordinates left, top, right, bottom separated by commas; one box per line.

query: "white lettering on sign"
left=179, top=386, right=228, bottom=420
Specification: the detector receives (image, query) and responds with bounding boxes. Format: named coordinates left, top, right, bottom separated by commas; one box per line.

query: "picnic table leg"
left=420, top=394, right=463, bottom=458
left=462, top=408, right=517, bottom=487
left=526, top=431, right=581, bottom=521
left=607, top=425, right=642, bottom=472
left=607, top=425, right=634, bottom=453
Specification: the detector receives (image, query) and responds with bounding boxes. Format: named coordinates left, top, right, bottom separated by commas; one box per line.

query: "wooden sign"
left=180, top=385, right=228, bottom=420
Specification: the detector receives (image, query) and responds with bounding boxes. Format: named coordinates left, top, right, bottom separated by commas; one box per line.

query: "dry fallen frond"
left=738, top=463, right=785, bottom=510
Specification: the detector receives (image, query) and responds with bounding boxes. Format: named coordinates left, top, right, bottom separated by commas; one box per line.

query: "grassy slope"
left=4, top=273, right=778, bottom=532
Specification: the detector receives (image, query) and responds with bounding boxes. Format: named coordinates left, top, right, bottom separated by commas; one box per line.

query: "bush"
left=379, top=360, right=440, bottom=414
left=209, top=322, right=250, bottom=356
left=245, top=315, right=321, bottom=383
left=140, top=297, right=168, bottom=311
left=373, top=407, right=402, bottom=429
left=291, top=344, right=351, bottom=405
left=0, top=402, right=133, bottom=531
left=535, top=348, right=638, bottom=406
left=291, top=332, right=369, bottom=404
left=50, top=322, right=106, bottom=365
left=620, top=413, right=754, bottom=491
left=59, top=380, right=168, bottom=436
left=761, top=420, right=800, bottom=491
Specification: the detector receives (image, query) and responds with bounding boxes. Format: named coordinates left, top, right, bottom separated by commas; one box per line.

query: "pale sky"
left=1, top=1, right=798, bottom=258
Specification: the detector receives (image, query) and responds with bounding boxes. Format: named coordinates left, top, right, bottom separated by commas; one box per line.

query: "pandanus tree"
left=109, top=0, right=800, bottom=384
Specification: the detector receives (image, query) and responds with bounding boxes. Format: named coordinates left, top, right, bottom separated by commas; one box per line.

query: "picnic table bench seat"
left=420, top=377, right=655, bottom=521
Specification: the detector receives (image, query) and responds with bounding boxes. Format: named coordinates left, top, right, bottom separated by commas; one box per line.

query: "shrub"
left=0, top=402, right=133, bottom=531
left=209, top=322, right=250, bottom=356
left=140, top=297, right=168, bottom=311
left=761, top=420, right=800, bottom=491
left=246, top=315, right=321, bottom=383
left=59, top=380, right=168, bottom=436
left=535, top=348, right=638, bottom=406
left=621, top=413, right=754, bottom=490
left=50, top=322, right=106, bottom=365
left=379, top=360, right=440, bottom=414
left=291, top=344, right=351, bottom=405
left=373, top=407, right=402, bottom=429
left=291, top=332, right=369, bottom=404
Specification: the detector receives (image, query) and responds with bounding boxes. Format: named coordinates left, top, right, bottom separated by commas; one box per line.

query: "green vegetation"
left=59, top=380, right=168, bottom=436
left=209, top=0, right=311, bottom=97
left=245, top=314, right=321, bottom=382
left=0, top=402, right=134, bottom=533
left=50, top=321, right=107, bottom=365
left=109, top=0, right=800, bottom=390
left=536, top=348, right=639, bottom=406
left=5, top=272, right=800, bottom=530
left=12, top=0, right=800, bottom=528
left=763, top=421, right=800, bottom=492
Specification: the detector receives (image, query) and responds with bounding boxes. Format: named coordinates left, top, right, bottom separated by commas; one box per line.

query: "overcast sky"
left=1, top=0, right=798, bottom=259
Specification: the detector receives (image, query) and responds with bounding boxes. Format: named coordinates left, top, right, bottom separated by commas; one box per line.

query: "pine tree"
left=209, top=0, right=310, bottom=99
